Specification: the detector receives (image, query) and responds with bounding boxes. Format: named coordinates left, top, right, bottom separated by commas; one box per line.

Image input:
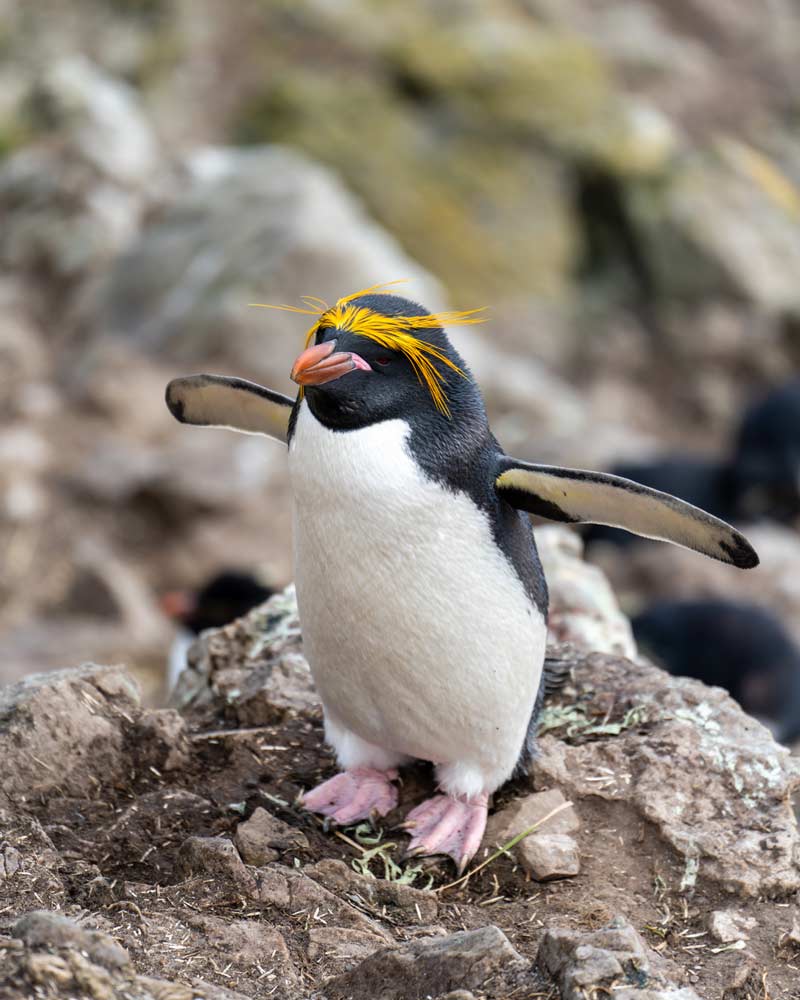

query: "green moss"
left=0, top=110, right=34, bottom=160
left=235, top=59, right=577, bottom=302
left=389, top=24, right=614, bottom=155
left=231, top=4, right=665, bottom=302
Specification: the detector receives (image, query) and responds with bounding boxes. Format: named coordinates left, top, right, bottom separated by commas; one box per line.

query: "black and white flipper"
left=495, top=459, right=759, bottom=569
left=165, top=374, right=293, bottom=444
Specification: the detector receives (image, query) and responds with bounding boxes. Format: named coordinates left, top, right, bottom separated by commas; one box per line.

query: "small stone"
left=234, top=806, right=309, bottom=865
left=485, top=788, right=579, bottom=851
left=1, top=844, right=22, bottom=877
left=134, top=710, right=191, bottom=772
left=724, top=956, right=759, bottom=992
left=538, top=917, right=701, bottom=1000
left=13, top=911, right=130, bottom=971
left=519, top=832, right=580, bottom=880
left=307, top=927, right=387, bottom=964
left=707, top=909, right=757, bottom=943
left=784, top=913, right=800, bottom=946
left=325, top=925, right=525, bottom=1000
left=177, top=837, right=253, bottom=891
left=250, top=867, right=291, bottom=908
left=185, top=915, right=298, bottom=982
left=285, top=868, right=392, bottom=939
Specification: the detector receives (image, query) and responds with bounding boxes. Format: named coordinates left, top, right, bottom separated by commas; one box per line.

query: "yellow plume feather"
left=251, top=282, right=486, bottom=417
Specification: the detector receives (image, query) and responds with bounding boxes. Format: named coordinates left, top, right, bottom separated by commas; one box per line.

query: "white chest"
left=288, top=402, right=546, bottom=780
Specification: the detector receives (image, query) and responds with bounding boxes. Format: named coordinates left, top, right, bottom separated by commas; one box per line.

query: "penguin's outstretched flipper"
left=166, top=374, right=292, bottom=443
left=495, top=459, right=759, bottom=569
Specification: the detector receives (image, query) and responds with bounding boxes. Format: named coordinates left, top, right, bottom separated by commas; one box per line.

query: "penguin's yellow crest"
left=251, top=281, right=486, bottom=417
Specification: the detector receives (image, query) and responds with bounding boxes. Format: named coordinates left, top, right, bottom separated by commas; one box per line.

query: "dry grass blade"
left=436, top=800, right=574, bottom=893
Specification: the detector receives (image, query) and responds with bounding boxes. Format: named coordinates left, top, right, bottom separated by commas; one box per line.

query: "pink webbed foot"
left=300, top=767, right=399, bottom=826
left=402, top=793, right=489, bottom=874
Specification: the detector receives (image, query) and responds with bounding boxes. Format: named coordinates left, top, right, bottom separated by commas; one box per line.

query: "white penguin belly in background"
left=289, top=401, right=547, bottom=799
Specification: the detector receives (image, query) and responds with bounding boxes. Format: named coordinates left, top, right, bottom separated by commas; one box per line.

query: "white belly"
left=288, top=402, right=546, bottom=788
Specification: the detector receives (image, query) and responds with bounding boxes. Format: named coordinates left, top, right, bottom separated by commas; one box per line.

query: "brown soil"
left=2, top=695, right=798, bottom=999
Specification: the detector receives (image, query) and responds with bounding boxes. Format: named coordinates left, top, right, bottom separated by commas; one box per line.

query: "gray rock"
left=485, top=788, right=581, bottom=880
left=538, top=917, right=700, bottom=1000
left=234, top=806, right=309, bottom=865
left=645, top=148, right=800, bottom=317
left=1, top=843, right=22, bottom=878
left=133, top=709, right=191, bottom=772
left=519, top=832, right=580, bottom=881
left=537, top=526, right=637, bottom=658
left=177, top=837, right=254, bottom=891
left=324, top=925, right=525, bottom=1000
left=37, top=56, right=160, bottom=188
left=185, top=914, right=298, bottom=983
left=0, top=57, right=163, bottom=309
left=486, top=788, right=580, bottom=847
left=307, top=926, right=388, bottom=965
left=0, top=664, right=140, bottom=801
left=707, top=909, right=757, bottom=943
left=96, top=144, right=442, bottom=387
left=172, top=583, right=319, bottom=721
left=533, top=654, right=800, bottom=897
left=13, top=911, right=130, bottom=971
left=249, top=864, right=392, bottom=942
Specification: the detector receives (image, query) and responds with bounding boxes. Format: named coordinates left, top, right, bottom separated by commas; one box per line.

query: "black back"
left=184, top=571, right=274, bottom=634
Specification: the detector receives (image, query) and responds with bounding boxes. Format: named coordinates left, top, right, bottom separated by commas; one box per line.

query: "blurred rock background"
left=1, top=0, right=799, bottom=702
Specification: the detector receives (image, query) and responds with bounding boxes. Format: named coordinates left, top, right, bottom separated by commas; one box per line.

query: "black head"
left=732, top=379, right=800, bottom=523
left=164, top=571, right=274, bottom=635
left=289, top=293, right=486, bottom=433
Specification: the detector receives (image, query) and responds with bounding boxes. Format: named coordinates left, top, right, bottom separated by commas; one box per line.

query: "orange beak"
left=290, top=340, right=372, bottom=386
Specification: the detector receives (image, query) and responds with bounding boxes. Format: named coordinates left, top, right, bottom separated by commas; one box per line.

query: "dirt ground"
left=2, top=631, right=799, bottom=999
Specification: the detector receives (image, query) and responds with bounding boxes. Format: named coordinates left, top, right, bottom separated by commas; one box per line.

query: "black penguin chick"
left=164, top=283, right=758, bottom=871
left=633, top=599, right=800, bottom=744
left=163, top=570, right=274, bottom=688
left=733, top=378, right=800, bottom=523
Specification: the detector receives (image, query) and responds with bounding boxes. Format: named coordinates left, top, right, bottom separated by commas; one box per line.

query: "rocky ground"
left=2, top=3, right=800, bottom=997
left=2, top=530, right=799, bottom=1000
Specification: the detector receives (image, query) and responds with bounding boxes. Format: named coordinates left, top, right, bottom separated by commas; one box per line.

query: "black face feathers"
left=254, top=285, right=486, bottom=419
left=300, top=293, right=484, bottom=430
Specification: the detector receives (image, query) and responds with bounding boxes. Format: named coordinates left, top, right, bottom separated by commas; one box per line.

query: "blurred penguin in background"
left=586, top=379, right=800, bottom=551
left=633, top=598, right=800, bottom=745
left=161, top=570, right=274, bottom=689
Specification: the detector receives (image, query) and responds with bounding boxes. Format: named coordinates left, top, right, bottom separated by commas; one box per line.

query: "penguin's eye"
left=374, top=355, right=392, bottom=367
